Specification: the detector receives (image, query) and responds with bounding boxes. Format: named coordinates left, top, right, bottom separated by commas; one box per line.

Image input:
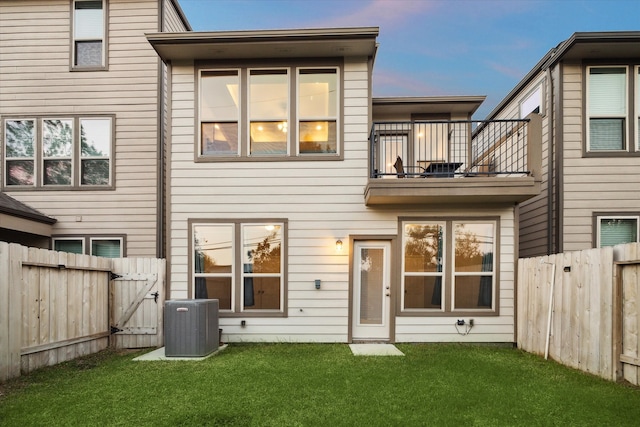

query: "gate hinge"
left=110, top=325, right=123, bottom=334
left=110, top=272, right=123, bottom=281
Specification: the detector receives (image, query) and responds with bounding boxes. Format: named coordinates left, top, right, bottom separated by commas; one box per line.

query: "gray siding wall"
left=0, top=0, right=162, bottom=257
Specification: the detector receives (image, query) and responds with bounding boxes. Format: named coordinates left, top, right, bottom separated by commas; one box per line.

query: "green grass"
left=1, top=343, right=639, bottom=426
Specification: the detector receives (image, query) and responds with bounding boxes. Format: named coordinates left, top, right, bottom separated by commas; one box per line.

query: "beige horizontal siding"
left=0, top=0, right=162, bottom=257
left=560, top=62, right=640, bottom=252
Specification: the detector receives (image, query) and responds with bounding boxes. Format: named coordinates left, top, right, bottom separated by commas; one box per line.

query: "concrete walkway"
left=349, top=343, right=404, bottom=356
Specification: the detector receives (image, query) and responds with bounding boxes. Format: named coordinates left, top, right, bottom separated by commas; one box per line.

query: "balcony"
left=364, top=114, right=542, bottom=205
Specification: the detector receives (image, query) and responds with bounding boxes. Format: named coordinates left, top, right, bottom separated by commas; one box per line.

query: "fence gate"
left=110, top=258, right=166, bottom=349
left=618, top=261, right=640, bottom=386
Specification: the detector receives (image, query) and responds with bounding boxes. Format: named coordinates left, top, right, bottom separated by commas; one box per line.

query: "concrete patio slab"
left=133, top=344, right=228, bottom=361
left=349, top=343, right=404, bottom=356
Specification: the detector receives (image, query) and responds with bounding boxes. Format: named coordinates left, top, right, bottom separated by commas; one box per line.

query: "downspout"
left=555, top=62, right=564, bottom=254
left=546, top=65, right=555, bottom=255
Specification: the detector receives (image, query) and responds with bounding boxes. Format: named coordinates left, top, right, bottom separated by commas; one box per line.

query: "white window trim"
left=586, top=65, right=629, bottom=152
left=596, top=215, right=640, bottom=248
left=519, top=82, right=544, bottom=119
left=52, top=237, right=85, bottom=254
left=89, top=236, right=123, bottom=257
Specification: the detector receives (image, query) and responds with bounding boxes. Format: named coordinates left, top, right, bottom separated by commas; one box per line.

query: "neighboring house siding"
left=162, top=0, right=187, bottom=32
left=168, top=57, right=517, bottom=342
left=0, top=0, right=161, bottom=257
left=489, top=71, right=552, bottom=258
left=561, top=61, right=640, bottom=252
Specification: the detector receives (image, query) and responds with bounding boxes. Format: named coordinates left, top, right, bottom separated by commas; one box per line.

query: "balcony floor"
left=364, top=176, right=540, bottom=206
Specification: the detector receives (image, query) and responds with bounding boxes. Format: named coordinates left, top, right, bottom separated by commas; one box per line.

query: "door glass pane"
left=359, top=248, right=384, bottom=324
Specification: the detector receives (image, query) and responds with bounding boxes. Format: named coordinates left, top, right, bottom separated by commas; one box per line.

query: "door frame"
left=348, top=235, right=397, bottom=343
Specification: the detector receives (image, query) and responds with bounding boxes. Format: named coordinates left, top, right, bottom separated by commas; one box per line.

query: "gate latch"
left=151, top=291, right=159, bottom=303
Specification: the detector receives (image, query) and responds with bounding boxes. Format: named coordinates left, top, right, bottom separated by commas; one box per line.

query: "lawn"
left=1, top=343, right=639, bottom=426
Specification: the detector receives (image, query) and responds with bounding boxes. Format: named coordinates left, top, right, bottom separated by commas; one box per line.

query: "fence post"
left=0, top=243, right=24, bottom=382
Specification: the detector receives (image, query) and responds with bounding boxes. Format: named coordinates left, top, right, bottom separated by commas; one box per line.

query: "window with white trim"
left=597, top=216, right=639, bottom=248
left=72, top=0, right=106, bottom=68
left=520, top=83, right=543, bottom=118
left=192, top=220, right=285, bottom=314
left=198, top=65, right=340, bottom=160
left=401, top=220, right=496, bottom=313
left=3, top=117, right=113, bottom=189
left=587, top=67, right=628, bottom=151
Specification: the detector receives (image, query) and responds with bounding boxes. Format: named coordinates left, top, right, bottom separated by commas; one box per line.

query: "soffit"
left=147, top=27, right=379, bottom=61
left=373, top=96, right=486, bottom=117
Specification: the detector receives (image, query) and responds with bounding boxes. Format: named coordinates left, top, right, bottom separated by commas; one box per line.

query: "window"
left=587, top=67, right=627, bottom=151
left=520, top=83, right=543, bottom=118
left=72, top=0, right=106, bottom=68
left=597, top=216, right=639, bottom=247
left=200, top=70, right=240, bottom=156
left=298, top=68, right=338, bottom=154
left=3, top=116, right=113, bottom=189
left=191, top=220, right=286, bottom=315
left=53, top=236, right=123, bottom=257
left=198, top=64, right=340, bottom=160
left=4, top=119, right=35, bottom=186
left=401, top=219, right=496, bottom=313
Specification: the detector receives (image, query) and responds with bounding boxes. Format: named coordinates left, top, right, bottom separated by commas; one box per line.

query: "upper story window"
left=3, top=116, right=113, bottom=189
left=586, top=66, right=629, bottom=152
left=520, top=83, right=543, bottom=118
left=72, top=0, right=106, bottom=69
left=197, top=63, right=340, bottom=161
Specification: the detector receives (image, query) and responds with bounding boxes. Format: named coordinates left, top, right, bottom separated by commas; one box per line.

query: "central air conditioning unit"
left=164, top=299, right=219, bottom=357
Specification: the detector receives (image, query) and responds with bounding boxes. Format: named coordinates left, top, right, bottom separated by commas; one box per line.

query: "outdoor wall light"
left=336, top=240, right=343, bottom=252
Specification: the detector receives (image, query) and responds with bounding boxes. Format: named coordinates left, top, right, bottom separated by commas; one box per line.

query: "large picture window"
left=401, top=219, right=496, bottom=314
left=192, top=220, right=286, bottom=315
left=197, top=64, right=340, bottom=160
left=72, top=0, right=106, bottom=68
left=3, top=116, right=113, bottom=189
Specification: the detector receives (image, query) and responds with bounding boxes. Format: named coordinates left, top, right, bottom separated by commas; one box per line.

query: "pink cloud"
left=313, top=0, right=437, bottom=28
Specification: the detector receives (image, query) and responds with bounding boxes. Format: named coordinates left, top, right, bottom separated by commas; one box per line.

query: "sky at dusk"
left=177, top=0, right=640, bottom=118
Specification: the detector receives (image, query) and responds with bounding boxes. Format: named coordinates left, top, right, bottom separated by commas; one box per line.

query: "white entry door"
left=352, top=241, right=391, bottom=341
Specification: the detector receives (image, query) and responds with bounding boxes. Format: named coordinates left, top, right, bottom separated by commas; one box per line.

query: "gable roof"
left=0, top=193, right=56, bottom=225
left=486, top=31, right=640, bottom=119
left=147, top=27, right=379, bottom=61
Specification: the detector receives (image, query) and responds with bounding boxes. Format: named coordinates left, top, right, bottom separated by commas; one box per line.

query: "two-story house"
left=0, top=0, right=190, bottom=257
left=148, top=27, right=542, bottom=343
left=485, top=31, right=640, bottom=257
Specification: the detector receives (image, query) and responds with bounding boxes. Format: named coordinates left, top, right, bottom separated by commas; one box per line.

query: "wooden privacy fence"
left=0, top=242, right=165, bottom=382
left=518, top=242, right=640, bottom=385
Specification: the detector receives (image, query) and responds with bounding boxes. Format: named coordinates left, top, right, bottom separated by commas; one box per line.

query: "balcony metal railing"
left=369, top=119, right=530, bottom=178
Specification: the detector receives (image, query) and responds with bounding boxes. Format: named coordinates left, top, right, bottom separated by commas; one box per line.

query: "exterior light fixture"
left=336, top=239, right=343, bottom=252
